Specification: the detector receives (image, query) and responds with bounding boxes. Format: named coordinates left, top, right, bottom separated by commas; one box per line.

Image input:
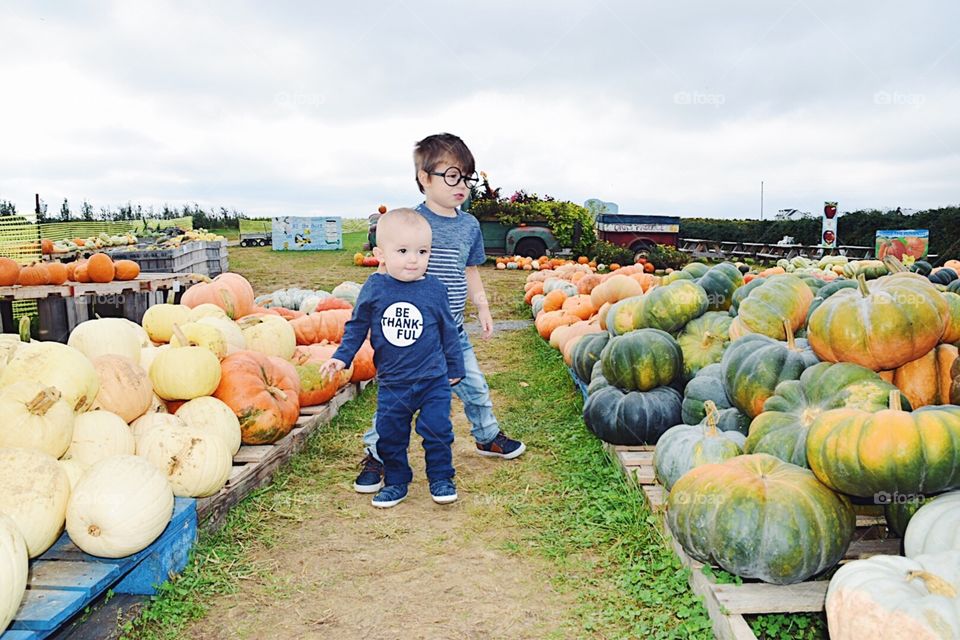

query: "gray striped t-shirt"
left=414, top=203, right=486, bottom=327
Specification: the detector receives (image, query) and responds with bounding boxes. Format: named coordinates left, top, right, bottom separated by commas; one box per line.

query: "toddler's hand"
left=449, top=377, right=461, bottom=386
left=319, top=358, right=346, bottom=379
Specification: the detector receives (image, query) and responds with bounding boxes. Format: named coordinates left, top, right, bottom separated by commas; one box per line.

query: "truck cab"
left=595, top=213, right=680, bottom=261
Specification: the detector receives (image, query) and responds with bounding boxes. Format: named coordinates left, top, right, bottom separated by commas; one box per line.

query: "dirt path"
left=184, top=332, right=575, bottom=640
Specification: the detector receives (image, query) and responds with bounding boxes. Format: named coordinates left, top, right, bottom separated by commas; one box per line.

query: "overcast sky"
left=2, top=1, right=958, bottom=220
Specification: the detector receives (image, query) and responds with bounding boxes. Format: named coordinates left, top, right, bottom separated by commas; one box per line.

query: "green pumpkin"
left=667, top=453, right=855, bottom=584
left=677, top=311, right=732, bottom=380
left=797, top=274, right=828, bottom=296
left=884, top=496, right=929, bottom=538
left=948, top=279, right=960, bottom=294
left=805, top=279, right=858, bottom=325
left=654, top=401, right=746, bottom=490
left=911, top=260, right=933, bottom=276
left=746, top=362, right=907, bottom=467
left=531, top=294, right=546, bottom=318
left=929, top=268, right=958, bottom=286
left=601, top=329, right=682, bottom=392
left=681, top=262, right=710, bottom=278
left=696, top=262, right=744, bottom=312
left=587, top=360, right=610, bottom=395
left=543, top=279, right=579, bottom=296
left=843, top=260, right=888, bottom=280
left=661, top=270, right=696, bottom=285
left=721, top=327, right=819, bottom=419
left=730, top=277, right=765, bottom=315
left=632, top=280, right=710, bottom=334
left=570, top=332, right=610, bottom=383
left=807, top=391, right=960, bottom=497
left=807, top=273, right=947, bottom=371
left=734, top=274, right=814, bottom=340
left=582, top=385, right=682, bottom=445
left=681, top=364, right=750, bottom=434
left=606, top=295, right=645, bottom=336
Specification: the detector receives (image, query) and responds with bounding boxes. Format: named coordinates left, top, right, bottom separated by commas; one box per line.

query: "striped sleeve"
left=428, top=247, right=468, bottom=326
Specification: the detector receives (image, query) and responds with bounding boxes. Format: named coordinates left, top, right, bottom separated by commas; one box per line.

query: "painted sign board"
left=875, top=229, right=929, bottom=262
left=272, top=216, right=343, bottom=251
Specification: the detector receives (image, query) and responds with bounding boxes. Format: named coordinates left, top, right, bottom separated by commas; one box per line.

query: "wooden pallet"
left=1, top=499, right=197, bottom=640
left=196, top=380, right=368, bottom=532
left=603, top=443, right=902, bottom=640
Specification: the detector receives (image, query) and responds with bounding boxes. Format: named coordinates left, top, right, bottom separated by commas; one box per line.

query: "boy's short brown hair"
left=413, top=133, right=476, bottom=194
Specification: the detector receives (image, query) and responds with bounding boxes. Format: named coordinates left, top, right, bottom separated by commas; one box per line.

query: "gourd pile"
left=0, top=253, right=142, bottom=286
left=528, top=256, right=960, bottom=638
left=497, top=255, right=659, bottom=272
left=0, top=272, right=374, bottom=633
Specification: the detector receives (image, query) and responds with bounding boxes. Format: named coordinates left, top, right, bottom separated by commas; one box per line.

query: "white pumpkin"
left=0, top=334, right=22, bottom=378
left=149, top=346, right=222, bottom=400
left=137, top=425, right=232, bottom=497
left=0, top=513, right=28, bottom=632
left=58, top=458, right=86, bottom=492
left=0, top=447, right=71, bottom=557
left=130, top=412, right=185, bottom=443
left=905, top=491, right=960, bottom=558
left=826, top=551, right=960, bottom=640
left=196, top=317, right=245, bottom=354
left=67, top=318, right=142, bottom=364
left=123, top=319, right=151, bottom=348
left=0, top=381, right=75, bottom=458
left=66, top=455, right=173, bottom=558
left=169, top=322, right=227, bottom=360
left=237, top=315, right=295, bottom=359
left=144, top=393, right=169, bottom=416
left=175, top=396, right=242, bottom=455
left=0, top=342, right=99, bottom=412
left=139, top=344, right=169, bottom=375
left=91, top=355, right=153, bottom=423
left=62, top=410, right=135, bottom=468
left=141, top=304, right=191, bottom=343
left=187, top=303, right=228, bottom=322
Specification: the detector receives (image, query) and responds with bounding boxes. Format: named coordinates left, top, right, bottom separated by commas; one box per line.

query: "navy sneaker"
left=476, top=431, right=526, bottom=460
left=371, top=483, right=408, bottom=508
left=429, top=479, right=458, bottom=504
left=353, top=453, right=384, bottom=494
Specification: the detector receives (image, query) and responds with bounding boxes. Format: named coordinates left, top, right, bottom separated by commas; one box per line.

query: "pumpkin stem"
left=703, top=400, right=719, bottom=436
left=783, top=319, right=796, bottom=349
left=219, top=289, right=237, bottom=320
left=857, top=273, right=871, bottom=297
left=26, top=387, right=61, bottom=415
left=889, top=389, right=903, bottom=412
left=171, top=323, right=191, bottom=347
left=906, top=570, right=957, bottom=598
left=18, top=315, right=31, bottom=342
left=883, top=255, right=909, bottom=274
left=267, top=385, right=288, bottom=401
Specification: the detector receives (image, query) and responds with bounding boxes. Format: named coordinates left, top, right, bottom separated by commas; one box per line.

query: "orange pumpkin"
left=74, top=262, right=91, bottom=283
left=41, top=238, right=54, bottom=255
left=561, top=294, right=596, bottom=321
left=214, top=350, right=301, bottom=444
left=291, top=342, right=340, bottom=365
left=181, top=273, right=255, bottom=320
left=269, top=307, right=305, bottom=321
left=590, top=274, right=644, bottom=309
left=0, top=257, right=20, bottom=286
left=609, top=263, right=621, bottom=271
left=350, top=339, right=376, bottom=382
left=560, top=322, right=603, bottom=365
left=17, top=262, right=50, bottom=286
left=524, top=281, right=545, bottom=304
left=86, top=253, right=115, bottom=283
left=45, top=262, right=68, bottom=285
left=289, top=309, right=352, bottom=345
left=541, top=289, right=568, bottom=313
left=114, top=259, right=140, bottom=281
left=945, top=259, right=960, bottom=273
left=314, top=297, right=353, bottom=312
left=758, top=266, right=786, bottom=278
left=73, top=238, right=86, bottom=247
left=578, top=256, right=589, bottom=265
left=535, top=310, right=580, bottom=340
left=295, top=361, right=350, bottom=406
left=643, top=262, right=656, bottom=274
left=629, top=272, right=659, bottom=292
left=576, top=274, right=602, bottom=295
left=879, top=344, right=959, bottom=408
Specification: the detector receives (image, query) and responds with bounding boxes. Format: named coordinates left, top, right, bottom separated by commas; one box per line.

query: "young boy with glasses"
left=322, top=208, right=464, bottom=507
left=353, top=133, right=526, bottom=494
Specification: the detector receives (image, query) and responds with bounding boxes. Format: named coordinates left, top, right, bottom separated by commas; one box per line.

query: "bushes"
left=469, top=193, right=597, bottom=257
left=591, top=240, right=634, bottom=266
left=647, top=244, right=689, bottom=270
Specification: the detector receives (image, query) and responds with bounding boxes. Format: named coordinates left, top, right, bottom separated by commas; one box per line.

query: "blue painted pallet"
left=567, top=366, right=589, bottom=404
left=2, top=498, right=197, bottom=640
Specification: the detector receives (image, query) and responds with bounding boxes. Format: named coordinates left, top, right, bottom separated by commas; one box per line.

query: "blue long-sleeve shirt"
left=332, top=273, right=465, bottom=384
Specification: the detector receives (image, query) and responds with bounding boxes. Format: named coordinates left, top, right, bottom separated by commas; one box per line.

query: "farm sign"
left=272, top=216, right=343, bottom=251
left=875, top=229, right=929, bottom=261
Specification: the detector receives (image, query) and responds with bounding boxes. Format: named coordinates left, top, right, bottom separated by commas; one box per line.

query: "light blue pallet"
left=2, top=498, right=196, bottom=639
left=567, top=366, right=589, bottom=404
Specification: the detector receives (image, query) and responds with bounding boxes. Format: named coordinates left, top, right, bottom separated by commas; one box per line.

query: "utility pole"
left=760, top=181, right=764, bottom=221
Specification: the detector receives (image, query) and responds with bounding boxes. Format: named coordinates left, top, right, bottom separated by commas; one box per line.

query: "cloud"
left=1, top=0, right=959, bottom=221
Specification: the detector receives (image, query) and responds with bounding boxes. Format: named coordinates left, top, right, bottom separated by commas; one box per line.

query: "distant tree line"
left=0, top=198, right=247, bottom=229
left=681, top=205, right=960, bottom=260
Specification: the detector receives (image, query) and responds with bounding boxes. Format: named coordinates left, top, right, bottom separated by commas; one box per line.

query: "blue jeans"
left=364, top=329, right=501, bottom=461
left=375, top=376, right=454, bottom=486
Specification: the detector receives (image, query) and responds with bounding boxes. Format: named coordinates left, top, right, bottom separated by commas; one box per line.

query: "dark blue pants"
left=375, top=375, right=455, bottom=486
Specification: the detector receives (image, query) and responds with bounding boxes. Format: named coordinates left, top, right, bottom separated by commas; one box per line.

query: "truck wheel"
left=632, top=241, right=654, bottom=264
left=257, top=238, right=267, bottom=247
left=240, top=239, right=249, bottom=247
left=515, top=238, right=547, bottom=259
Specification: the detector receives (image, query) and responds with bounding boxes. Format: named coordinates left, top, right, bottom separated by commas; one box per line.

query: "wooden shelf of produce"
left=603, top=442, right=902, bottom=640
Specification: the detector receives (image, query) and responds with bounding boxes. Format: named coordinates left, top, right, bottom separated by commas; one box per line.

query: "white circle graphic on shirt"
left=380, top=302, right=424, bottom=347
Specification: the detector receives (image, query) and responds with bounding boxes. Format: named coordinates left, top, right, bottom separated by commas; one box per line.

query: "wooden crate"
left=603, top=442, right=901, bottom=640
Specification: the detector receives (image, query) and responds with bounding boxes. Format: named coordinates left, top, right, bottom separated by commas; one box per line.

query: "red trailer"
left=595, top=213, right=681, bottom=261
